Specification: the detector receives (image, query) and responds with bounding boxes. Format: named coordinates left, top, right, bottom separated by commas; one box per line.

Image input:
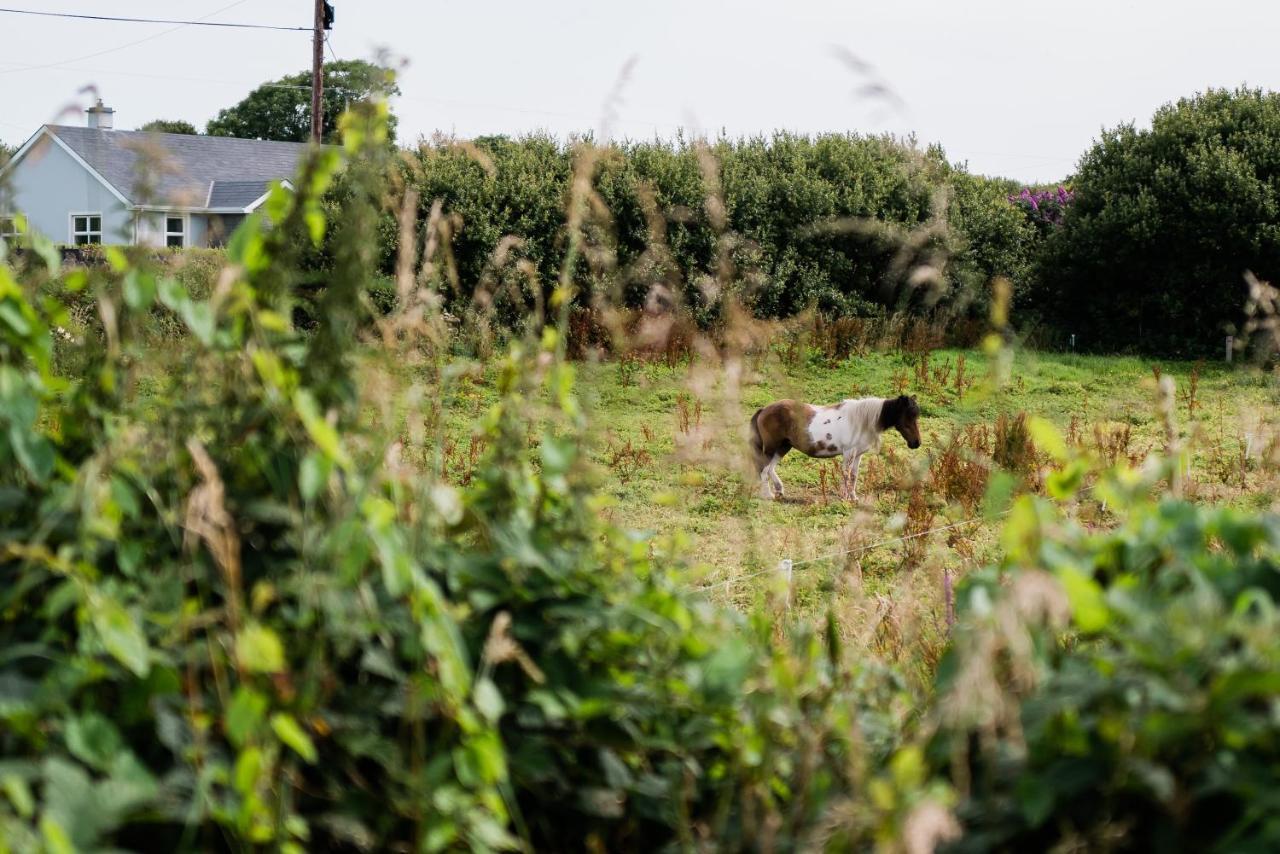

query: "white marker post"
left=1226, top=335, right=1234, bottom=364
left=778, top=559, right=794, bottom=611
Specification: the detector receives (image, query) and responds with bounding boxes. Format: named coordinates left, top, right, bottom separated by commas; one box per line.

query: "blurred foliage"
left=386, top=132, right=1037, bottom=331
left=1032, top=87, right=1280, bottom=356
left=5, top=84, right=1280, bottom=853
left=932, top=442, right=1280, bottom=852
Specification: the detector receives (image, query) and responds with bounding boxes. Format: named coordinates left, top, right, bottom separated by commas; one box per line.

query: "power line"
left=0, top=6, right=308, bottom=32
left=0, top=0, right=259, bottom=77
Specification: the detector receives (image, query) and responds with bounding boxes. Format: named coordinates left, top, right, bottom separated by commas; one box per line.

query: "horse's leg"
left=845, top=451, right=864, bottom=501
left=759, top=459, right=775, bottom=499
left=770, top=456, right=785, bottom=499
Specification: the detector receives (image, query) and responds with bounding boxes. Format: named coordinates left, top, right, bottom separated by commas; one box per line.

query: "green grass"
left=378, top=344, right=1278, bottom=663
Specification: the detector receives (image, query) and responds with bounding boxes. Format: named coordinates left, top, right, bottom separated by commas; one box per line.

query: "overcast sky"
left=0, top=0, right=1271, bottom=182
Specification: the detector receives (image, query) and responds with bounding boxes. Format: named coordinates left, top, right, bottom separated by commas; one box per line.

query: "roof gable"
left=45, top=126, right=313, bottom=209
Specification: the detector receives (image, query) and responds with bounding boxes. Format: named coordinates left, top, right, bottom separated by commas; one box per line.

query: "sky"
left=0, top=0, right=1272, bottom=183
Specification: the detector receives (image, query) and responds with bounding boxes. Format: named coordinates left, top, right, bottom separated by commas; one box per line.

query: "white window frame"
left=164, top=213, right=188, bottom=249
left=0, top=212, right=21, bottom=240
left=69, top=212, right=103, bottom=245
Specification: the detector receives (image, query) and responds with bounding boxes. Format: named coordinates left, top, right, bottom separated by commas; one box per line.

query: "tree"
left=1032, top=87, right=1280, bottom=355
left=205, top=60, right=399, bottom=144
left=0, top=141, right=14, bottom=167
left=139, top=119, right=198, bottom=135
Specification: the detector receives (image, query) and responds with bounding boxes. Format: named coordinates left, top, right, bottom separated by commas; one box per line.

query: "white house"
left=0, top=100, right=311, bottom=249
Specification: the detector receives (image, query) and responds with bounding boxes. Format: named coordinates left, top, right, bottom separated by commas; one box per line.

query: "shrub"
left=395, top=132, right=1038, bottom=333
left=932, top=459, right=1280, bottom=852
left=1033, top=87, right=1280, bottom=356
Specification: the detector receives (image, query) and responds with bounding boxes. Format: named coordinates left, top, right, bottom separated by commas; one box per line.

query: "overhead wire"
left=0, top=0, right=290, bottom=77
left=0, top=6, right=308, bottom=31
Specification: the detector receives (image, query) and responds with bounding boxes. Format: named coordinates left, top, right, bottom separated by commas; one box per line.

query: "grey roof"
left=208, top=180, right=273, bottom=208
left=47, top=125, right=311, bottom=209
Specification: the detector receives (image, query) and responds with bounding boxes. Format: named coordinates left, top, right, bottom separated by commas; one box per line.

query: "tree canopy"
left=205, top=59, right=399, bottom=144
left=139, top=119, right=198, bottom=135
left=1033, top=87, right=1280, bottom=355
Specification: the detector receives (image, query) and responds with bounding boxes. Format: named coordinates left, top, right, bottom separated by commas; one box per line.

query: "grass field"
left=361, top=341, right=1279, bottom=681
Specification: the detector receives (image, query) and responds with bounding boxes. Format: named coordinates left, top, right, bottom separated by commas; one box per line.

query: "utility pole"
left=310, top=0, right=331, bottom=143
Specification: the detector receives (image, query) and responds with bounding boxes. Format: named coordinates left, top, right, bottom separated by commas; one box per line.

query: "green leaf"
left=305, top=209, right=326, bottom=247
left=39, top=815, right=76, bottom=854
left=271, top=713, right=318, bottom=763
left=233, top=746, right=265, bottom=794
left=89, top=593, right=151, bottom=677
left=1, top=773, right=34, bottom=818
left=299, top=452, right=330, bottom=503
left=9, top=422, right=55, bottom=485
left=294, top=390, right=352, bottom=469
left=473, top=677, right=504, bottom=723
left=157, top=277, right=189, bottom=311
left=122, top=270, right=157, bottom=311
left=0, top=301, right=32, bottom=337
left=179, top=299, right=216, bottom=346
left=65, top=713, right=124, bottom=771
left=236, top=624, right=286, bottom=674
left=226, top=687, right=269, bottom=747
left=1058, top=566, right=1109, bottom=633
left=1027, top=416, right=1068, bottom=462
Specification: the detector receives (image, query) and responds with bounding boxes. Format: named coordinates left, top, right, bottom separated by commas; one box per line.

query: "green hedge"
left=1031, top=87, right=1280, bottom=356
left=392, top=132, right=1037, bottom=328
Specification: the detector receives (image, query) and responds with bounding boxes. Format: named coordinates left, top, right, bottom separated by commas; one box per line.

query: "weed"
left=1180, top=360, right=1203, bottom=419
left=901, top=483, right=937, bottom=567
left=929, top=426, right=991, bottom=512
left=993, top=411, right=1039, bottom=484
left=676, top=392, right=703, bottom=435
left=607, top=438, right=653, bottom=484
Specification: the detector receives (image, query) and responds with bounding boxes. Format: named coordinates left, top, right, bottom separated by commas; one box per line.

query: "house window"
left=165, top=215, right=186, bottom=248
left=72, top=214, right=102, bottom=245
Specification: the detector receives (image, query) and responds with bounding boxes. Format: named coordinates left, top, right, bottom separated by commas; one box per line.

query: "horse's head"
left=884, top=394, right=922, bottom=449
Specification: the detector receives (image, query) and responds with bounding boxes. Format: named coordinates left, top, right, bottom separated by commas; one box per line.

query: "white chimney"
left=86, top=99, right=115, bottom=130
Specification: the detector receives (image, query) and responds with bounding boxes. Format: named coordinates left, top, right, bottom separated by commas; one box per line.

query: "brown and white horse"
left=749, top=395, right=922, bottom=500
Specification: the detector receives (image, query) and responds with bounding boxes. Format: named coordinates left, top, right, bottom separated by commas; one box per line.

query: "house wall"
left=134, top=211, right=165, bottom=248
left=189, top=215, right=209, bottom=248
left=0, top=132, right=131, bottom=244
left=135, top=212, right=213, bottom=249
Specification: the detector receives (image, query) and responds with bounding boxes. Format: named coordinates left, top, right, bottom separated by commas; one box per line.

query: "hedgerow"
left=1032, top=87, right=1280, bottom=356
left=4, top=92, right=1280, bottom=853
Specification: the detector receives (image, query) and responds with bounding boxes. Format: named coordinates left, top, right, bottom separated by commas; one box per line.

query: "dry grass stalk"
left=183, top=438, right=243, bottom=630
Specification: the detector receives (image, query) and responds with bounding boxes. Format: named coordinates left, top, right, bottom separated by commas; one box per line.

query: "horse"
left=748, top=395, right=922, bottom=501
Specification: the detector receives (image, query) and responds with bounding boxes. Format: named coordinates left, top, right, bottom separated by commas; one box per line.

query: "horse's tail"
left=749, top=407, right=765, bottom=457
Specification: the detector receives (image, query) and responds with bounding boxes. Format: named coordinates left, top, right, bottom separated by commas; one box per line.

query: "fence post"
left=778, top=559, right=794, bottom=611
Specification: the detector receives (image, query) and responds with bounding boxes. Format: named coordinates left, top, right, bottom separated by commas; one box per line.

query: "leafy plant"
left=932, top=451, right=1280, bottom=852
